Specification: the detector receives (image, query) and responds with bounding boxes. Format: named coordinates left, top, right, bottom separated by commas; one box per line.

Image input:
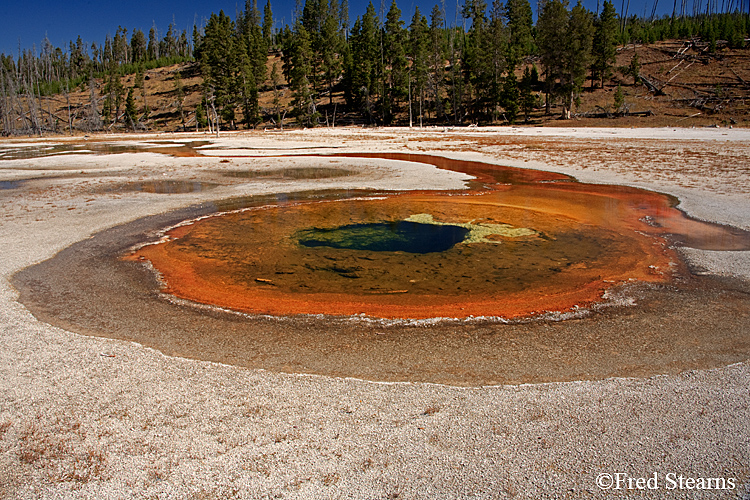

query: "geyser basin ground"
left=13, top=148, right=750, bottom=385
left=3, top=131, right=750, bottom=498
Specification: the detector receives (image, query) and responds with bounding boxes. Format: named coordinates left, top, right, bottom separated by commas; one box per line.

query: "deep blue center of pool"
left=296, top=221, right=469, bottom=254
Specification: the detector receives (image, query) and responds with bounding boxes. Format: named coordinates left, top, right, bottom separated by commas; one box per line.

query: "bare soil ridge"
left=29, top=40, right=750, bottom=135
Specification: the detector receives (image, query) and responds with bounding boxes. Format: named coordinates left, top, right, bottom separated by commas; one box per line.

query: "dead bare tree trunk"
left=86, top=75, right=102, bottom=132
left=209, top=93, right=219, bottom=137
left=3, top=65, right=26, bottom=135
left=0, top=66, right=9, bottom=135
left=65, top=81, right=73, bottom=135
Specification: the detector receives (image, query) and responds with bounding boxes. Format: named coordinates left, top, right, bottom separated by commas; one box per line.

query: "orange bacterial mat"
left=127, top=153, right=750, bottom=319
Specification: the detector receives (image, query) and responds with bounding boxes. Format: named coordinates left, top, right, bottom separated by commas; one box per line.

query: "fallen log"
left=639, top=74, right=666, bottom=95
left=574, top=109, right=654, bottom=119
left=731, top=69, right=749, bottom=89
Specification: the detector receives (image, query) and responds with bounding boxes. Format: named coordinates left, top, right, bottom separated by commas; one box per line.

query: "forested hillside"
left=1, top=0, right=749, bottom=135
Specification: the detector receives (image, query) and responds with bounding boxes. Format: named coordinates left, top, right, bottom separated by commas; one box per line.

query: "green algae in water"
left=296, top=221, right=470, bottom=254
left=296, top=213, right=538, bottom=254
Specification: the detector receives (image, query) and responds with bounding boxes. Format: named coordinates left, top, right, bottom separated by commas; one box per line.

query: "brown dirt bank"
left=13, top=191, right=750, bottom=387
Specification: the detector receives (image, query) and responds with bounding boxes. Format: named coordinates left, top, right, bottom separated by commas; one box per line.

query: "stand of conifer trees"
left=1, top=0, right=748, bottom=134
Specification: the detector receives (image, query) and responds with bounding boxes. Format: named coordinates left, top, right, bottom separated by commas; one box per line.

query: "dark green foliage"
left=427, top=5, right=447, bottom=118
left=194, top=4, right=269, bottom=129
left=241, top=0, right=270, bottom=127
left=383, top=0, right=408, bottom=124
left=485, top=0, right=509, bottom=119
left=148, top=27, right=159, bottom=60
left=626, top=52, right=641, bottom=83
left=263, top=0, right=274, bottom=47
left=408, top=7, right=430, bottom=125
left=519, top=65, right=536, bottom=122
left=504, top=0, right=534, bottom=69
left=345, top=2, right=380, bottom=122
left=538, top=0, right=594, bottom=118
left=501, top=72, right=519, bottom=123
left=130, top=29, right=147, bottom=62
left=102, top=67, right=125, bottom=125
left=537, top=0, right=569, bottom=114
left=299, top=0, right=345, bottom=110
left=196, top=100, right=208, bottom=129
left=613, top=83, right=624, bottom=111
left=197, top=11, right=237, bottom=127
left=288, top=21, right=318, bottom=125
left=561, top=2, right=594, bottom=118
left=530, top=64, right=540, bottom=87
left=461, top=0, right=490, bottom=118
left=125, top=88, right=137, bottom=129
left=114, top=26, right=129, bottom=65
left=591, top=0, right=618, bottom=88
left=270, top=61, right=284, bottom=125
left=3, top=0, right=750, bottom=135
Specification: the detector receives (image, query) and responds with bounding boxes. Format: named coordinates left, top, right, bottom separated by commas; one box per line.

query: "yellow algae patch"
left=404, top=213, right=538, bottom=243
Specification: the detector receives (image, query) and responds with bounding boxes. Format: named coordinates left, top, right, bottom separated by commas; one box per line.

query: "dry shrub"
left=422, top=405, right=440, bottom=416
left=15, top=415, right=108, bottom=484
left=322, top=472, right=340, bottom=486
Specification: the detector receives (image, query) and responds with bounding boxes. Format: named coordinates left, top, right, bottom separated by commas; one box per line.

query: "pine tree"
left=114, top=26, right=129, bottom=65
left=148, top=26, right=159, bottom=60
left=130, top=29, right=147, bottom=62
left=102, top=67, right=125, bottom=126
left=537, top=0, right=569, bottom=114
left=289, top=21, right=317, bottom=125
left=198, top=11, right=239, bottom=128
left=626, top=51, right=641, bottom=84
left=501, top=72, right=519, bottom=123
left=302, top=0, right=327, bottom=91
left=560, top=1, right=594, bottom=119
left=320, top=0, right=345, bottom=106
left=161, top=23, right=179, bottom=59
left=429, top=5, right=446, bottom=120
left=196, top=100, right=208, bottom=130
left=519, top=65, right=536, bottom=122
left=242, top=0, right=269, bottom=127
left=461, top=0, right=490, bottom=118
left=237, top=38, right=259, bottom=127
left=346, top=3, right=380, bottom=122
left=383, top=0, right=408, bottom=124
left=486, top=0, right=508, bottom=120
left=263, top=0, right=274, bottom=47
left=178, top=30, right=189, bottom=58
left=408, top=7, right=430, bottom=126
left=613, top=83, right=624, bottom=112
left=192, top=25, right=203, bottom=57
left=503, top=0, right=534, bottom=69
left=134, top=64, right=148, bottom=118
left=591, top=0, right=618, bottom=88
left=125, top=87, right=137, bottom=130
left=339, top=0, right=350, bottom=34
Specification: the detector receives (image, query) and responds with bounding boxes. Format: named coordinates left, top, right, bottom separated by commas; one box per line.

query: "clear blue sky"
left=3, top=0, right=668, bottom=56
